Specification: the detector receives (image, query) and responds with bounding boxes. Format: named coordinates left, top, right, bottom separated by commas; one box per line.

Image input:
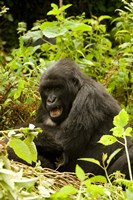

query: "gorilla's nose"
left=47, top=95, right=57, bottom=105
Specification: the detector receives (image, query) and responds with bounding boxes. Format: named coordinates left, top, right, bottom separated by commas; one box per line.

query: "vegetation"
left=0, top=109, right=133, bottom=199
left=0, top=0, right=133, bottom=199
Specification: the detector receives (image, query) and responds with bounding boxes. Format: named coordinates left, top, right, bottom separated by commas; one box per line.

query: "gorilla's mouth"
left=50, top=107, right=63, bottom=118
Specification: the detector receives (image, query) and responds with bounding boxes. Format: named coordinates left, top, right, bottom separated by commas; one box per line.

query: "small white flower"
left=29, top=124, right=35, bottom=130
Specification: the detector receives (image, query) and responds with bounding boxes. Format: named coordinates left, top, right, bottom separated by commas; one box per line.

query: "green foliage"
left=20, top=3, right=114, bottom=79
left=0, top=112, right=133, bottom=199
left=108, top=0, right=133, bottom=121
left=99, top=109, right=132, bottom=181
left=0, top=124, right=42, bottom=164
left=1, top=1, right=133, bottom=130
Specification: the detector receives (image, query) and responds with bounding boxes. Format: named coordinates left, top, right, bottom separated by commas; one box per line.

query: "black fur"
left=35, top=58, right=133, bottom=177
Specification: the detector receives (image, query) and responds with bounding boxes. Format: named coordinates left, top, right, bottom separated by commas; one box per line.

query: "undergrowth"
left=0, top=109, right=133, bottom=199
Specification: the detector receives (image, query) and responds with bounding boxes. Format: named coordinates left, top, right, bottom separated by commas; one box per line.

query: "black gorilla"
left=34, top=58, right=133, bottom=177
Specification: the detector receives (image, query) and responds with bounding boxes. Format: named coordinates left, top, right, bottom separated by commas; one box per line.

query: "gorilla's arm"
left=55, top=83, right=120, bottom=162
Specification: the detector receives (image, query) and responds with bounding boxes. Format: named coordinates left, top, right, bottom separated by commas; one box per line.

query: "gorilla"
left=34, top=58, right=133, bottom=178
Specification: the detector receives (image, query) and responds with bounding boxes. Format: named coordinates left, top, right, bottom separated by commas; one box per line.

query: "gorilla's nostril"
left=47, top=95, right=57, bottom=104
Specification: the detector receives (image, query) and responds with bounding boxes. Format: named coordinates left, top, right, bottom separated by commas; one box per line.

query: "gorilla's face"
left=39, top=71, right=81, bottom=124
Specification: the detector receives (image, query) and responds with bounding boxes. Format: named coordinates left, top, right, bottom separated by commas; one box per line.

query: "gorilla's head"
left=39, top=59, right=82, bottom=124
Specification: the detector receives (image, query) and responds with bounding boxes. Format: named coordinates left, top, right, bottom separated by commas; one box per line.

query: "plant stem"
left=104, top=167, right=112, bottom=185
left=76, top=182, right=83, bottom=200
left=59, top=0, right=63, bottom=8
left=124, top=133, right=133, bottom=181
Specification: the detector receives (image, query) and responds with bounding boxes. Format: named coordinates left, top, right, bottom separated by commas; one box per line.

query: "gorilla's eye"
left=44, top=87, right=51, bottom=93
left=71, top=77, right=79, bottom=86
left=55, top=87, right=61, bottom=91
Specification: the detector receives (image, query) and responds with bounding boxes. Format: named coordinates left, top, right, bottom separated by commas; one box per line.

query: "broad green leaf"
left=107, top=148, right=122, bottom=166
left=111, top=127, right=124, bottom=137
left=24, top=137, right=37, bottom=162
left=40, top=22, right=57, bottom=31
left=9, top=138, right=32, bottom=164
left=22, top=30, right=42, bottom=43
left=125, top=127, right=132, bottom=136
left=98, top=15, right=112, bottom=22
left=42, top=27, right=67, bottom=38
left=40, top=22, right=67, bottom=38
left=126, top=189, right=133, bottom=200
left=73, top=23, right=92, bottom=32
left=86, top=183, right=105, bottom=196
left=98, top=135, right=117, bottom=146
left=63, top=21, right=79, bottom=30
left=75, top=164, right=86, bottom=181
left=80, top=158, right=101, bottom=168
left=89, top=175, right=107, bottom=183
left=113, top=109, right=129, bottom=127
left=59, top=185, right=77, bottom=196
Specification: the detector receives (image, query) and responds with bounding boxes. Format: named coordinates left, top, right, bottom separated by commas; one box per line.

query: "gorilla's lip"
left=50, top=106, right=63, bottom=118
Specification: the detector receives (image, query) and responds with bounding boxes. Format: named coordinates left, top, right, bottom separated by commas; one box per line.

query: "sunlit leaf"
left=98, top=15, right=112, bottom=22
left=9, top=138, right=32, bottom=164
left=24, top=137, right=37, bottom=162
left=111, top=127, right=124, bottom=137
left=89, top=175, right=107, bottom=183
left=98, top=135, right=117, bottom=146
left=113, top=109, right=129, bottom=127
left=75, top=164, right=86, bottom=181
left=80, top=158, right=101, bottom=168
left=107, top=148, right=122, bottom=166
left=40, top=22, right=67, bottom=38
left=125, top=127, right=132, bottom=136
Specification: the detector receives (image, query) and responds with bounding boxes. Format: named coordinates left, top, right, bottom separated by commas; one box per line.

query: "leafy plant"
left=107, top=0, right=133, bottom=121
left=81, top=109, right=133, bottom=186
left=0, top=124, right=42, bottom=164
left=99, top=109, right=133, bottom=180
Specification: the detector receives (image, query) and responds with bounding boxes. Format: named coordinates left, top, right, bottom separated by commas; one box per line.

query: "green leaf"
left=59, top=185, right=77, bottom=196
left=107, top=148, right=122, bottom=166
left=111, top=127, right=124, bottom=137
left=24, top=137, right=37, bottom=162
left=22, top=30, right=42, bottom=43
left=126, top=189, right=133, bottom=200
left=125, top=127, right=132, bottom=137
left=98, top=135, right=117, bottom=146
left=59, top=4, right=72, bottom=12
left=73, top=23, right=92, bottom=32
left=89, top=175, right=107, bottom=183
left=75, top=164, right=86, bottom=181
left=102, top=153, right=108, bottom=163
left=98, top=15, right=112, bottom=22
left=85, top=181, right=105, bottom=196
left=14, top=80, right=25, bottom=99
left=54, top=185, right=77, bottom=198
left=80, top=158, right=101, bottom=168
left=9, top=138, right=32, bottom=164
left=40, top=22, right=67, bottom=38
left=113, top=109, right=129, bottom=127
